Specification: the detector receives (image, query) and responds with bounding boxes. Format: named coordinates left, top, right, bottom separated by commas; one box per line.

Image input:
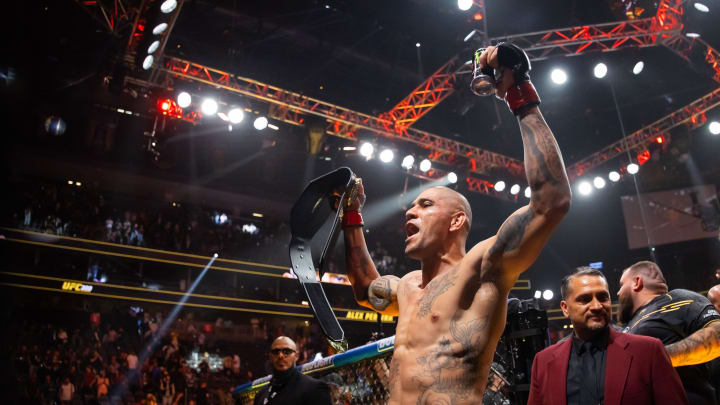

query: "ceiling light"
left=415, top=42, right=421, bottom=48
left=177, top=92, right=191, bottom=108
left=510, top=184, right=520, bottom=195
left=593, top=176, right=606, bottom=189
left=379, top=149, right=394, bottom=163
left=551, top=68, right=567, bottom=85
left=217, top=112, right=229, bottom=121
left=542, top=289, right=554, bottom=300
left=578, top=181, right=593, bottom=196
left=152, top=23, right=168, bottom=35
left=147, top=40, right=160, bottom=54
left=627, top=163, right=639, bottom=174
left=447, top=172, right=458, bottom=184
left=359, top=142, right=374, bottom=157
left=254, top=116, right=268, bottom=130
left=419, top=159, right=431, bottom=172
left=142, top=55, right=154, bottom=70
left=401, top=155, right=415, bottom=169
left=686, top=32, right=701, bottom=38
left=494, top=181, right=506, bottom=192
left=608, top=171, right=621, bottom=182
left=593, top=63, right=607, bottom=79
left=709, top=121, right=720, bottom=135
left=457, top=0, right=473, bottom=11
left=524, top=186, right=531, bottom=198
left=694, top=2, right=709, bottom=12
left=534, top=290, right=542, bottom=299
left=228, top=108, right=244, bottom=124
left=201, top=98, right=218, bottom=115
left=160, top=0, right=177, bottom=13
left=343, top=146, right=357, bottom=151
left=633, top=61, right=644, bottom=75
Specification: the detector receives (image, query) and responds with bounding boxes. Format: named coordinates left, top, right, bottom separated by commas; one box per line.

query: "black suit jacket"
left=253, top=370, right=331, bottom=405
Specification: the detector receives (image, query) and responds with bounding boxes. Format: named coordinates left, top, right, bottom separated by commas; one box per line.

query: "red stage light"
left=637, top=150, right=651, bottom=165
left=161, top=101, right=171, bottom=111
left=156, top=98, right=183, bottom=119
left=655, top=135, right=665, bottom=144
left=473, top=12, right=483, bottom=21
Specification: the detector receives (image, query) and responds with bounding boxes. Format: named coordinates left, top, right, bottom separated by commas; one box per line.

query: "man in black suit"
left=253, top=336, right=331, bottom=405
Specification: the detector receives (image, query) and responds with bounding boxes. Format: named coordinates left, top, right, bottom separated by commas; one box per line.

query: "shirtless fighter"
left=341, top=44, right=571, bottom=405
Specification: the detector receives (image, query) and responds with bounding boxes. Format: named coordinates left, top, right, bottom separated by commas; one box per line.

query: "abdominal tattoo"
left=412, top=314, right=489, bottom=404
left=416, top=267, right=459, bottom=318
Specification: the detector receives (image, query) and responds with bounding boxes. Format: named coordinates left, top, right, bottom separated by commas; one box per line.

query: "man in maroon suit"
left=528, top=267, right=687, bottom=405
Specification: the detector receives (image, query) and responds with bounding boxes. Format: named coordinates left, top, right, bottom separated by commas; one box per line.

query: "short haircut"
left=560, top=267, right=608, bottom=300
left=624, top=261, right=667, bottom=293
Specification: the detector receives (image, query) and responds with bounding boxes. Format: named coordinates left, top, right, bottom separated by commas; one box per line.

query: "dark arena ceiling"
left=2, top=0, right=720, bottom=297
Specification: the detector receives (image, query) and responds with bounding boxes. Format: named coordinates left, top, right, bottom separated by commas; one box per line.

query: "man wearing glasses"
left=253, top=336, right=332, bottom=405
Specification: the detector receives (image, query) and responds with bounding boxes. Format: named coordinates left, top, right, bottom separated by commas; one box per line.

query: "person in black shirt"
left=618, top=260, right=720, bottom=405
left=253, top=336, right=331, bottom=405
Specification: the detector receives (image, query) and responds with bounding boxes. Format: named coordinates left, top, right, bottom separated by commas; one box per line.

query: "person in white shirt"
left=59, top=377, right=75, bottom=405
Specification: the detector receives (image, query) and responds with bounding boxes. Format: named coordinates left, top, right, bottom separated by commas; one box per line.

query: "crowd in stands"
left=7, top=179, right=411, bottom=277
left=10, top=307, right=330, bottom=405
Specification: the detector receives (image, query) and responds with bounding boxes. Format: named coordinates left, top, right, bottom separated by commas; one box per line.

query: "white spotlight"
left=415, top=42, right=421, bottom=48
left=201, top=98, right=218, bottom=116
left=551, top=68, right=567, bottom=85
left=142, top=55, right=154, bottom=70
left=458, top=0, right=473, bottom=11
left=213, top=252, right=219, bottom=258
left=217, top=112, right=229, bottom=122
left=177, top=92, right=191, bottom=108
left=147, top=40, right=160, bottom=54
left=709, top=121, right=720, bottom=135
left=534, top=290, right=542, bottom=299
left=608, top=171, right=621, bottom=182
left=401, top=155, right=415, bottom=169
left=578, top=181, right=593, bottom=196
left=593, top=176, right=606, bottom=189
left=494, top=181, right=506, bottom=192
left=633, top=61, right=644, bottom=75
left=228, top=108, right=244, bottom=124
left=152, top=23, right=168, bottom=35
left=694, top=2, right=710, bottom=12
left=254, top=116, right=268, bottom=130
left=542, top=289, right=554, bottom=300
left=359, top=142, right=374, bottom=158
left=510, top=184, right=520, bottom=195
left=593, top=63, right=608, bottom=79
left=379, top=149, right=394, bottom=163
left=419, top=159, right=432, bottom=172
left=627, top=163, right=639, bottom=174
left=160, top=0, right=178, bottom=13
left=447, top=172, right=458, bottom=184
left=524, top=186, right=531, bottom=198
left=686, top=32, right=701, bottom=38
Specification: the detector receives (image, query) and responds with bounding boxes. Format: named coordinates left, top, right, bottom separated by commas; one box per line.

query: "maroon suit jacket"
left=527, top=328, right=688, bottom=405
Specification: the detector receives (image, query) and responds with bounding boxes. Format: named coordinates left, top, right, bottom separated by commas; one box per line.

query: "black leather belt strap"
left=289, top=167, right=358, bottom=342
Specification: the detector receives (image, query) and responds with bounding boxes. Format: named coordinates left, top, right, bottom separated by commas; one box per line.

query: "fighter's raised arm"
left=341, top=180, right=400, bottom=316
left=475, top=44, right=571, bottom=287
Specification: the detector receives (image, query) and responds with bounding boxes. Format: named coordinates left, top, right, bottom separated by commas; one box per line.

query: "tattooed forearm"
left=416, top=267, right=458, bottom=318
left=665, top=322, right=720, bottom=367
left=344, top=240, right=380, bottom=302
left=518, top=111, right=568, bottom=192
left=487, top=208, right=536, bottom=259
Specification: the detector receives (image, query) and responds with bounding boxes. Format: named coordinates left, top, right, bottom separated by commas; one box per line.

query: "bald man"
left=341, top=44, right=571, bottom=405
left=618, top=261, right=720, bottom=405
left=253, top=336, right=331, bottom=405
left=709, top=285, right=720, bottom=312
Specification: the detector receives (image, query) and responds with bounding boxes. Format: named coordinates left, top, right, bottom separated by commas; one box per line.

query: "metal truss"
left=384, top=15, right=683, bottom=131
left=74, top=0, right=141, bottom=37
left=663, top=35, right=720, bottom=84
left=566, top=87, right=720, bottom=179
left=154, top=56, right=525, bottom=179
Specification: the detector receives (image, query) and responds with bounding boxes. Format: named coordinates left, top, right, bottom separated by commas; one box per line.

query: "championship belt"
left=289, top=167, right=360, bottom=344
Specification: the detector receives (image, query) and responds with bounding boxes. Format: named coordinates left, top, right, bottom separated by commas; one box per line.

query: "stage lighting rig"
left=379, top=149, right=394, bottom=163
left=494, top=181, right=506, bottom=192
left=551, top=68, right=567, bottom=84
left=578, top=181, right=593, bottom=196
left=401, top=155, right=415, bottom=170
left=201, top=98, right=218, bottom=116
left=633, top=61, right=645, bottom=74
left=177, top=92, right=191, bottom=108
left=128, top=0, right=184, bottom=72
left=627, top=163, right=640, bottom=174
left=594, top=63, right=608, bottom=78
left=359, top=142, right=374, bottom=158
left=254, top=116, right=268, bottom=130
left=419, top=159, right=432, bottom=172
left=447, top=172, right=458, bottom=184
left=510, top=184, right=520, bottom=195
left=609, top=171, right=621, bottom=182
left=709, top=121, right=720, bottom=135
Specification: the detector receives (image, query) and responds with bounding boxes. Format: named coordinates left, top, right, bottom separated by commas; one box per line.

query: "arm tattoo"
left=518, top=114, right=566, bottom=189
left=412, top=314, right=489, bottom=404
left=665, top=322, right=720, bottom=366
left=487, top=209, right=536, bottom=259
left=368, top=276, right=398, bottom=311
left=416, top=267, right=459, bottom=318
